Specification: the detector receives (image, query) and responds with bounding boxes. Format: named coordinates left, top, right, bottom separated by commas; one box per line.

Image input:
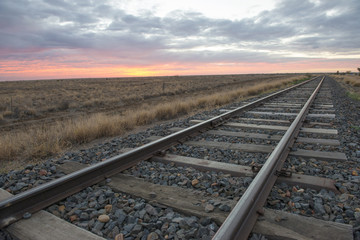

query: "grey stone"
left=200, top=217, right=211, bottom=226
left=131, top=224, right=142, bottom=234
left=23, top=212, right=32, bottom=219
left=88, top=201, right=97, bottom=208
left=176, top=229, right=186, bottom=238
left=134, top=202, right=146, bottom=210
left=339, top=194, right=350, bottom=202
left=79, top=212, right=89, bottom=221
left=93, top=221, right=105, bottom=231
left=172, top=217, right=184, bottom=223
left=219, top=204, right=231, bottom=212
left=111, top=226, right=120, bottom=238
left=145, top=204, right=158, bottom=216
left=167, top=225, right=177, bottom=234
left=345, top=209, right=354, bottom=218
left=165, top=211, right=174, bottom=220
left=127, top=215, right=136, bottom=224
left=205, top=204, right=214, bottom=213
left=184, top=228, right=197, bottom=238
left=14, top=182, right=27, bottom=191
left=123, top=223, right=135, bottom=232
left=293, top=196, right=302, bottom=203
left=185, top=217, right=198, bottom=228
left=243, top=177, right=253, bottom=187
left=123, top=206, right=133, bottom=213
left=208, top=222, right=219, bottom=232
left=354, top=212, right=360, bottom=222
left=197, top=226, right=209, bottom=237
left=314, top=202, right=326, bottom=215
left=147, top=232, right=159, bottom=240
left=139, top=209, right=147, bottom=219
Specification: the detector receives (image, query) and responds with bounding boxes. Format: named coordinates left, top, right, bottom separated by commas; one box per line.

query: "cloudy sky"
left=0, top=0, right=359, bottom=81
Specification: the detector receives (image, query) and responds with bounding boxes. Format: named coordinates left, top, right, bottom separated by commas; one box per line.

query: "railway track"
left=0, top=75, right=357, bottom=239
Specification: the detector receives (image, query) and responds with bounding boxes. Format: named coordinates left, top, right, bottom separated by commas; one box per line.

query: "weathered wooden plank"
left=190, top=120, right=289, bottom=131
left=168, top=127, right=283, bottom=140
left=248, top=111, right=336, bottom=118
left=290, top=149, right=347, bottom=162
left=303, top=121, right=333, bottom=127
left=57, top=163, right=352, bottom=240
left=206, top=129, right=283, bottom=141
left=55, top=162, right=228, bottom=225
left=190, top=120, right=337, bottom=135
left=168, top=128, right=340, bottom=146
left=307, top=113, right=336, bottom=118
left=223, top=122, right=289, bottom=131
left=254, top=209, right=353, bottom=240
left=186, top=140, right=274, bottom=153
left=147, top=135, right=344, bottom=161
left=110, top=174, right=231, bottom=224
left=150, top=154, right=338, bottom=192
left=255, top=108, right=299, bottom=112
left=0, top=189, right=104, bottom=240
left=152, top=154, right=255, bottom=177
left=310, top=109, right=335, bottom=113
left=264, top=103, right=302, bottom=107
left=184, top=140, right=346, bottom=162
left=260, top=105, right=301, bottom=109
left=235, top=117, right=292, bottom=124
left=301, top=127, right=337, bottom=135
left=192, top=118, right=333, bottom=127
left=315, top=104, right=334, bottom=108
left=296, top=137, right=340, bottom=146
left=277, top=98, right=309, bottom=101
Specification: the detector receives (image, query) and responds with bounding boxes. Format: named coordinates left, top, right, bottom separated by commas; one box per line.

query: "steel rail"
left=212, top=76, right=325, bottom=240
left=0, top=76, right=320, bottom=229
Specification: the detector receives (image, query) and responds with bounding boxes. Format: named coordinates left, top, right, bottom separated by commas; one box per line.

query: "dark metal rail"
left=0, top=76, right=320, bottom=229
left=212, top=76, right=324, bottom=240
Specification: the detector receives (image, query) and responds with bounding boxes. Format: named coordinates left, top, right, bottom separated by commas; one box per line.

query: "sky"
left=0, top=0, right=359, bottom=81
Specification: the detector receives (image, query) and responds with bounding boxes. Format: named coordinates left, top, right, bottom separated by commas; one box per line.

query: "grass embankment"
left=333, top=75, right=360, bottom=101
left=0, top=75, right=309, bottom=171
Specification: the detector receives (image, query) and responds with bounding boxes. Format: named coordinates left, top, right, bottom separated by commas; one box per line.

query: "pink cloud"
left=0, top=59, right=358, bottom=81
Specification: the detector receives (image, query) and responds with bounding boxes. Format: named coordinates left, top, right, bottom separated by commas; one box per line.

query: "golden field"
left=0, top=74, right=310, bottom=172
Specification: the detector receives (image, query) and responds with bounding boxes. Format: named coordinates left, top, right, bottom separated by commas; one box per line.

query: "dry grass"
left=0, top=74, right=310, bottom=171
left=0, top=74, right=301, bottom=122
left=332, top=75, right=360, bottom=101
left=333, top=74, right=360, bottom=87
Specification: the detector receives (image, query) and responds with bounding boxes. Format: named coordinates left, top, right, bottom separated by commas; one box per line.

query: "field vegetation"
left=331, top=75, right=360, bottom=101
left=0, top=74, right=310, bottom=172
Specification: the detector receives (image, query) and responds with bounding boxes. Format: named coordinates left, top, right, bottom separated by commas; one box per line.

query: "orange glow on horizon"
left=0, top=59, right=358, bottom=81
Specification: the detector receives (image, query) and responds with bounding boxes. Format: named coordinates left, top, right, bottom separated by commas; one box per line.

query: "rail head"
left=0, top=76, right=319, bottom=229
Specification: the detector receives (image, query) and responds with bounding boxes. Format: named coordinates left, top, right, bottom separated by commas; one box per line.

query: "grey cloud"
left=262, top=0, right=360, bottom=50
left=0, top=0, right=359, bottom=66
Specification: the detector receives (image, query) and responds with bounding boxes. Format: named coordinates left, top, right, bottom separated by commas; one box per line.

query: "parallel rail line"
left=213, top=77, right=323, bottom=239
